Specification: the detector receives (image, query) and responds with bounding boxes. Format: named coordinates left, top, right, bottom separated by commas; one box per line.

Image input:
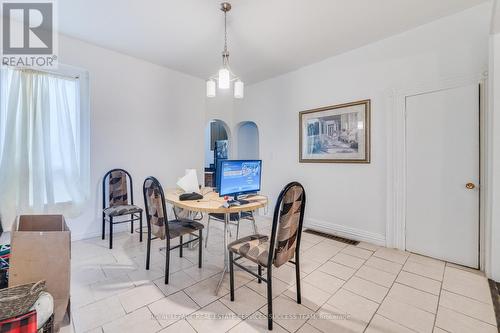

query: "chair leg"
left=146, top=227, right=151, bottom=270
left=258, top=265, right=262, bottom=284
left=198, top=230, right=203, bottom=268
left=139, top=211, right=143, bottom=242
left=205, top=218, right=210, bottom=248
left=179, top=236, right=183, bottom=258
left=165, top=245, right=170, bottom=284
left=109, top=216, right=113, bottom=249
left=295, top=253, right=301, bottom=304
left=267, top=267, right=273, bottom=330
left=229, top=251, right=235, bottom=301
left=102, top=213, right=105, bottom=240
left=130, top=214, right=134, bottom=233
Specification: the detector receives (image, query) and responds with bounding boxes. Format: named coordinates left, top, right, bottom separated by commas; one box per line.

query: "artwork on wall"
left=299, top=99, right=371, bottom=163
left=215, top=140, right=229, bottom=159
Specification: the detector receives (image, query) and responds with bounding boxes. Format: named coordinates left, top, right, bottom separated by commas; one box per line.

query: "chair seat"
left=168, top=219, right=204, bottom=239
left=104, top=204, right=143, bottom=217
left=240, top=211, right=254, bottom=219
left=209, top=213, right=240, bottom=221
left=228, top=234, right=269, bottom=267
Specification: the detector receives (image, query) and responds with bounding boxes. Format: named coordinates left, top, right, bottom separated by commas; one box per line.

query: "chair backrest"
left=172, top=206, right=190, bottom=220
left=268, top=182, right=306, bottom=268
left=142, top=176, right=168, bottom=240
left=103, top=169, right=133, bottom=208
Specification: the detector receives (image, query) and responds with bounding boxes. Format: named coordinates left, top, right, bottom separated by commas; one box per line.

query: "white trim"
left=305, top=218, right=386, bottom=246
left=386, top=73, right=488, bottom=269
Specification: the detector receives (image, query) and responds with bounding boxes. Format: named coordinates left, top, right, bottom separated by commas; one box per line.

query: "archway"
left=236, top=121, right=259, bottom=160
left=204, top=119, right=231, bottom=186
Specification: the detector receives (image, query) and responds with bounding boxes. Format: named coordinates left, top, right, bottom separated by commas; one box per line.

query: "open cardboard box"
left=9, top=215, right=71, bottom=330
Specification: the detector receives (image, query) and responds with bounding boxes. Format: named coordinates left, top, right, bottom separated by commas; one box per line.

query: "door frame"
left=386, top=72, right=489, bottom=270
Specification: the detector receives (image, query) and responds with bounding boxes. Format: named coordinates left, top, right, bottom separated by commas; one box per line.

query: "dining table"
left=164, top=187, right=268, bottom=294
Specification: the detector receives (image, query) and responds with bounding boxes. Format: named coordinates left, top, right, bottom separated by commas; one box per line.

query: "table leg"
left=215, top=212, right=230, bottom=294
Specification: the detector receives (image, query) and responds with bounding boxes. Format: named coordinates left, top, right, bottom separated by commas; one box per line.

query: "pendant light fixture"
left=206, top=2, right=244, bottom=99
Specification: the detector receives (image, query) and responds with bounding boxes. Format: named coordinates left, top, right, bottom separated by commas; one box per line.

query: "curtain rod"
left=4, top=66, right=80, bottom=80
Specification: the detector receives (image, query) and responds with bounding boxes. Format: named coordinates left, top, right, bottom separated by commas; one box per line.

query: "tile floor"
left=64, top=216, right=498, bottom=333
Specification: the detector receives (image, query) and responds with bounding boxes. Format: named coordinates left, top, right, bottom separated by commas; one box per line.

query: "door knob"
left=465, top=183, right=476, bottom=190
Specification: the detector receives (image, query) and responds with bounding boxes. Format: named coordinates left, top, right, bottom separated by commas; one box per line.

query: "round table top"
left=165, top=188, right=268, bottom=214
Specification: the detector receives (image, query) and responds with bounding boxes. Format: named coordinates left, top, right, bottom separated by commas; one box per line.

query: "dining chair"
left=227, top=182, right=306, bottom=330
left=205, top=211, right=258, bottom=248
left=143, top=176, right=204, bottom=284
left=102, top=168, right=143, bottom=249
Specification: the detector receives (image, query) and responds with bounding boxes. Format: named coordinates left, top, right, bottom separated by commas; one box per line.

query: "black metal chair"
left=228, top=182, right=306, bottom=330
left=143, top=176, right=204, bottom=284
left=205, top=211, right=258, bottom=248
left=102, top=169, right=143, bottom=249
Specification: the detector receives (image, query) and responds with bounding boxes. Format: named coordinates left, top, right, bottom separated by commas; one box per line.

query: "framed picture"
left=299, top=99, right=371, bottom=163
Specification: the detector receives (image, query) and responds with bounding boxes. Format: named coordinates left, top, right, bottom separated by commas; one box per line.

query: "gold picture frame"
left=299, top=99, right=371, bottom=163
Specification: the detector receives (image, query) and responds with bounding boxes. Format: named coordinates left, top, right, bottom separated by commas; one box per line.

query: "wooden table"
left=165, top=188, right=268, bottom=294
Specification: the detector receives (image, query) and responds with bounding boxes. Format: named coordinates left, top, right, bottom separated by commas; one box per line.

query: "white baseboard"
left=304, top=218, right=386, bottom=246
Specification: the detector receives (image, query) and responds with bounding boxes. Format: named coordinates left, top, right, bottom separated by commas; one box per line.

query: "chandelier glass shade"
left=206, top=2, right=243, bottom=99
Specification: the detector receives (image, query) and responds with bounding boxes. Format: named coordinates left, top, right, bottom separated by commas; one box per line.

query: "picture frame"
left=299, top=99, right=371, bottom=163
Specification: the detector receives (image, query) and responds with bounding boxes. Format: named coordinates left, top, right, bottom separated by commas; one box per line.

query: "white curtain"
left=0, top=67, right=89, bottom=229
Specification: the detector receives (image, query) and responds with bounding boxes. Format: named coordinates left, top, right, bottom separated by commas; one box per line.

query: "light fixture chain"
left=224, top=10, right=228, bottom=53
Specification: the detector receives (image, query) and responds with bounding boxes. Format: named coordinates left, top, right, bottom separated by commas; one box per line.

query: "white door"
left=405, top=84, right=479, bottom=268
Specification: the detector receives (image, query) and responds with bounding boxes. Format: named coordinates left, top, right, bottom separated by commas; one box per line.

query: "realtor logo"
left=1, top=0, right=57, bottom=67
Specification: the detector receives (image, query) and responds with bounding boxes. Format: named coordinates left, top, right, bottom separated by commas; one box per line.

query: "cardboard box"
left=9, top=215, right=71, bottom=329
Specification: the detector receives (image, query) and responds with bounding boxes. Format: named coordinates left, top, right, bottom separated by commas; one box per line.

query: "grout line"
left=362, top=252, right=410, bottom=333
left=441, top=287, right=495, bottom=305
left=301, top=246, right=374, bottom=332
left=431, top=257, right=447, bottom=331
left=375, top=313, right=420, bottom=332
left=437, top=302, right=498, bottom=327
left=400, top=264, right=445, bottom=282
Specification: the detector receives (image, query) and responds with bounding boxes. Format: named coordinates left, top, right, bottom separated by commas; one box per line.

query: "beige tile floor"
left=63, top=216, right=498, bottom=333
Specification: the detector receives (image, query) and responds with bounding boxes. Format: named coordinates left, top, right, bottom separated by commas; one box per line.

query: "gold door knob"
left=465, top=183, right=476, bottom=190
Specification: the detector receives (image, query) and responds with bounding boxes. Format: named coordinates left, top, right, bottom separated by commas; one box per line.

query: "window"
left=0, top=66, right=89, bottom=220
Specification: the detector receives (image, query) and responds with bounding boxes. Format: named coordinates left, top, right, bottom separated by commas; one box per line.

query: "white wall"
left=58, top=35, right=206, bottom=240
left=237, top=4, right=490, bottom=245
left=204, top=123, right=213, bottom=168
left=488, top=32, right=500, bottom=281
left=237, top=122, right=259, bottom=160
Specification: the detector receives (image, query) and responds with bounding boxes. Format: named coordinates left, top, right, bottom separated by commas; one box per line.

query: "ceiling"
left=58, top=0, right=489, bottom=84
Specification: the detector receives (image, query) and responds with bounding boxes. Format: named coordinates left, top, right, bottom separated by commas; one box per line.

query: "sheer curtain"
left=0, top=67, right=89, bottom=228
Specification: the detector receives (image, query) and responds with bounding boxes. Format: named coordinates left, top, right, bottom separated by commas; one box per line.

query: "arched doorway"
left=204, top=119, right=231, bottom=187
left=236, top=121, right=259, bottom=160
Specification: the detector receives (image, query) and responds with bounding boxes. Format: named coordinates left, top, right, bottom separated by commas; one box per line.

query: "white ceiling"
left=58, top=0, right=489, bottom=84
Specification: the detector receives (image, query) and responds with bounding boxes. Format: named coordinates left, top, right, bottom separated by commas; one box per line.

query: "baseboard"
left=304, top=218, right=386, bottom=246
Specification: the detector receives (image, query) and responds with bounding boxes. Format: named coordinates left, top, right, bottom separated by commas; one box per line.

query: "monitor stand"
left=229, top=194, right=252, bottom=205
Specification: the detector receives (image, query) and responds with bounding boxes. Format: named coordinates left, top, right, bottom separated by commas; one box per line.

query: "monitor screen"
left=219, top=160, right=262, bottom=197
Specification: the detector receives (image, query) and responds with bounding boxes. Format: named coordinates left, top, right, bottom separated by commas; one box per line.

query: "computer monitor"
left=219, top=160, right=262, bottom=198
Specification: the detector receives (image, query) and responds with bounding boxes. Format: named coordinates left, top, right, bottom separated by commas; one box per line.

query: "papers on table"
left=176, top=169, right=200, bottom=193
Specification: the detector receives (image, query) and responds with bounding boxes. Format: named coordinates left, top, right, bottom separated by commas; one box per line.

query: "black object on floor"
left=304, top=229, right=360, bottom=245
left=487, top=279, right=500, bottom=331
